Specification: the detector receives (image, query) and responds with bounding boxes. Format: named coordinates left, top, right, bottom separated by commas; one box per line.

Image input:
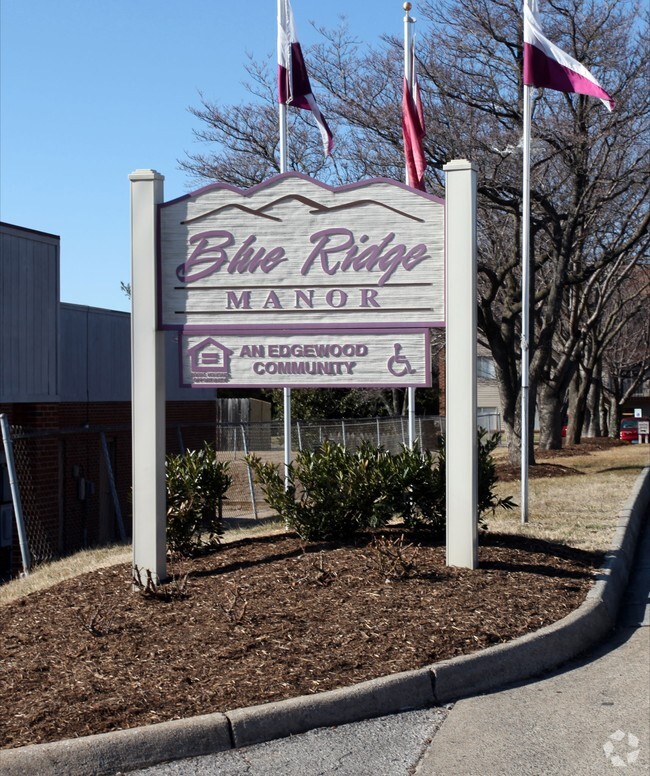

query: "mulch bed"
left=496, top=462, right=584, bottom=481
left=495, top=437, right=629, bottom=481
left=0, top=530, right=601, bottom=750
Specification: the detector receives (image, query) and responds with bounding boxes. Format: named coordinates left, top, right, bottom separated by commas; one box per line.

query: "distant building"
left=0, top=222, right=217, bottom=578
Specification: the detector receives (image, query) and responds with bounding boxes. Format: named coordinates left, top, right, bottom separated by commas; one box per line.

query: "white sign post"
left=444, top=160, right=478, bottom=569
left=130, top=169, right=167, bottom=584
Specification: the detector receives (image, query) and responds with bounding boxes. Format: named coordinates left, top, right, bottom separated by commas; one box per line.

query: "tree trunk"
left=599, top=390, right=610, bottom=437
left=608, top=395, right=623, bottom=439
left=537, top=382, right=565, bottom=449
left=392, top=388, right=405, bottom=416
left=567, top=366, right=592, bottom=445
left=586, top=378, right=602, bottom=437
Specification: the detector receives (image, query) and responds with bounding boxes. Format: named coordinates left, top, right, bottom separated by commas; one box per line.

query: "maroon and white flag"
left=402, top=53, right=426, bottom=191
left=523, top=0, right=614, bottom=111
left=402, top=77, right=426, bottom=191
left=277, top=0, right=333, bottom=155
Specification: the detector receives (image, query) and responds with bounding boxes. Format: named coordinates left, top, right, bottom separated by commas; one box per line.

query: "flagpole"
left=404, top=2, right=417, bottom=449
left=278, top=0, right=291, bottom=487
left=281, top=107, right=291, bottom=487
left=279, top=102, right=288, bottom=172
left=520, top=79, right=531, bottom=524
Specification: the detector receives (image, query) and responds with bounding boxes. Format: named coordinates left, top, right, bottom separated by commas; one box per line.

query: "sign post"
left=130, top=169, right=167, bottom=584
left=444, top=159, right=478, bottom=569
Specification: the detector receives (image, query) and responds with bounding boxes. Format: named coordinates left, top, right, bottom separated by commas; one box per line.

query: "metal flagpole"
left=520, top=78, right=532, bottom=524
left=278, top=0, right=292, bottom=488
left=404, top=2, right=417, bottom=449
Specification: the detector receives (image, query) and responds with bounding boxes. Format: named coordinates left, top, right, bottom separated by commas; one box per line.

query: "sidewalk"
left=415, top=510, right=650, bottom=776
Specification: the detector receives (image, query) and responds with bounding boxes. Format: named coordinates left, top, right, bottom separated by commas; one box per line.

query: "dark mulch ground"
left=0, top=530, right=601, bottom=750
left=495, top=461, right=584, bottom=481
left=495, top=437, right=629, bottom=481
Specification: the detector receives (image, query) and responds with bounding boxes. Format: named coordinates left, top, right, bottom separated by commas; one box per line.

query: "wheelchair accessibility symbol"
left=387, top=343, right=416, bottom=377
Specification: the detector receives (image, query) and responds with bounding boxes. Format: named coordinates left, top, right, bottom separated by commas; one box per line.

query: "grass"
left=489, top=444, right=649, bottom=551
left=1, top=443, right=647, bottom=607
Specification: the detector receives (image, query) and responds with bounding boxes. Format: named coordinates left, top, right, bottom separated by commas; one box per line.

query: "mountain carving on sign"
left=181, top=195, right=425, bottom=225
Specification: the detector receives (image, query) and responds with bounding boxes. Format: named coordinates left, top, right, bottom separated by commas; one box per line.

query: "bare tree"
left=600, top=278, right=650, bottom=435
left=180, top=0, right=649, bottom=464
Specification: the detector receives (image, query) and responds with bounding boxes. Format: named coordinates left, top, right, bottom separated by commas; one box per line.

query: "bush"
left=477, top=429, right=517, bottom=519
left=396, top=431, right=516, bottom=536
left=247, top=441, right=395, bottom=541
left=390, top=443, right=445, bottom=535
left=247, top=432, right=514, bottom=543
left=166, top=443, right=231, bottom=556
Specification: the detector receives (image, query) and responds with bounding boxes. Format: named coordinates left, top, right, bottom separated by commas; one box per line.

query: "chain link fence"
left=1, top=412, right=501, bottom=577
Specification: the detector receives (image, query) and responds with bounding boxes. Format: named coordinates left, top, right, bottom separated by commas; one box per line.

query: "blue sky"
left=1, top=0, right=409, bottom=313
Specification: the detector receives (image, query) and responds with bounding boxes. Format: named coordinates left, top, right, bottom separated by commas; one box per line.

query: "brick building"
left=0, top=222, right=217, bottom=578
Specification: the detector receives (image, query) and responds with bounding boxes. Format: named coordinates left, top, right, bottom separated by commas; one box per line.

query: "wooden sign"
left=180, top=330, right=430, bottom=388
left=158, top=173, right=444, bottom=332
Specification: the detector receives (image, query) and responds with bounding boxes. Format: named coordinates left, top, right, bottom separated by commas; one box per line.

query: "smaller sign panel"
left=181, top=331, right=430, bottom=389
left=637, top=421, right=649, bottom=436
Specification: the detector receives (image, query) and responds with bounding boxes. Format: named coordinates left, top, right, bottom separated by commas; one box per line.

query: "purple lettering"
left=177, top=231, right=233, bottom=283
left=226, top=290, right=251, bottom=309
left=360, top=289, right=380, bottom=308
left=403, top=244, right=429, bottom=270
left=301, top=228, right=354, bottom=276
left=325, top=289, right=349, bottom=308
left=228, top=238, right=287, bottom=274
left=177, top=230, right=286, bottom=283
left=263, top=291, right=283, bottom=309
left=294, top=289, right=315, bottom=308
left=301, top=229, right=429, bottom=285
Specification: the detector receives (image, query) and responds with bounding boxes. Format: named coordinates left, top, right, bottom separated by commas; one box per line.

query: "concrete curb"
left=2, top=466, right=648, bottom=776
left=0, top=713, right=233, bottom=776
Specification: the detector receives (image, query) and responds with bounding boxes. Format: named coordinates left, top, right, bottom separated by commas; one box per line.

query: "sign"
left=158, top=173, right=444, bottom=332
left=634, top=408, right=642, bottom=418
left=638, top=421, right=649, bottom=436
left=180, top=331, right=430, bottom=388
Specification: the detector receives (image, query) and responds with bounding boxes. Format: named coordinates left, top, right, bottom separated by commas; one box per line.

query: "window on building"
left=477, top=408, right=500, bottom=431
left=477, top=356, right=496, bottom=379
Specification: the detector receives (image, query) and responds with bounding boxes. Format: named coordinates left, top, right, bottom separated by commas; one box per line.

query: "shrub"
left=166, top=443, right=231, bottom=556
left=247, top=441, right=395, bottom=541
left=247, top=432, right=514, bottom=543
left=390, top=443, right=445, bottom=535
left=477, top=429, right=517, bottom=519
left=395, top=431, right=516, bottom=536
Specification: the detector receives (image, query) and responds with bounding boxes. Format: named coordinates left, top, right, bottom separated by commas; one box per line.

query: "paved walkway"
left=131, top=512, right=649, bottom=776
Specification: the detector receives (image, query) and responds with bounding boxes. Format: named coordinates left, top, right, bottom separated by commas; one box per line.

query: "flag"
left=277, top=0, right=333, bottom=155
left=402, top=51, right=426, bottom=191
left=523, top=0, right=614, bottom=111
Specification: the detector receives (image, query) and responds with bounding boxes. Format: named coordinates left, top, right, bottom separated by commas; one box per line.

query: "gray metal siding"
left=60, top=305, right=214, bottom=402
left=0, top=224, right=60, bottom=401
left=60, top=305, right=131, bottom=401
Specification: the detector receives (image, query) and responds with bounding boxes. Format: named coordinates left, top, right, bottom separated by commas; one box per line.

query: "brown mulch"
left=0, top=530, right=601, bottom=750
left=495, top=437, right=629, bottom=481
left=496, top=462, right=584, bottom=481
